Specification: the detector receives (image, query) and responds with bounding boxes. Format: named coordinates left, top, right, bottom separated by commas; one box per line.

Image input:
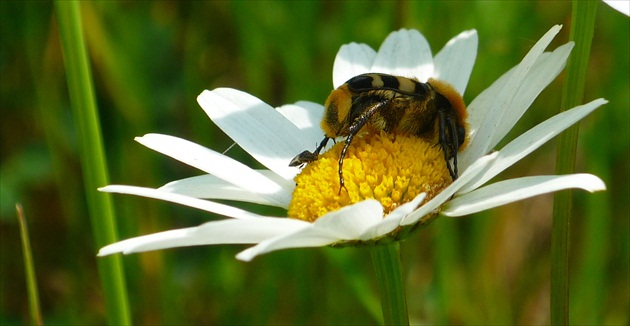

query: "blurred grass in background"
left=1, top=1, right=628, bottom=324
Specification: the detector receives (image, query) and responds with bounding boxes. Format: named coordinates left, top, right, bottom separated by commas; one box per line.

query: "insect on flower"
left=290, top=73, right=469, bottom=192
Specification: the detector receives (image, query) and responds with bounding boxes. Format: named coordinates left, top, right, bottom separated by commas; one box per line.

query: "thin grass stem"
left=552, top=1, right=598, bottom=324
left=53, top=1, right=131, bottom=324
left=17, top=204, right=43, bottom=326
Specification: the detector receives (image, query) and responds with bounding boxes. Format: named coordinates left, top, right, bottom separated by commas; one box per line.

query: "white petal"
left=489, top=42, right=574, bottom=150
left=602, top=0, right=630, bottom=16
left=400, top=152, right=499, bottom=225
left=276, top=101, right=323, bottom=130
left=100, top=185, right=264, bottom=220
left=159, top=175, right=270, bottom=205
left=433, top=29, right=478, bottom=95
left=442, top=174, right=606, bottom=217
left=359, top=193, right=426, bottom=240
left=98, top=217, right=309, bottom=256
left=136, top=134, right=291, bottom=206
left=276, top=101, right=325, bottom=146
left=459, top=39, right=572, bottom=168
left=197, top=88, right=308, bottom=180
left=158, top=172, right=293, bottom=207
left=312, top=199, right=384, bottom=238
left=371, top=29, right=434, bottom=81
left=332, top=43, right=377, bottom=88
left=236, top=200, right=383, bottom=261
left=459, top=66, right=515, bottom=169
left=462, top=25, right=563, bottom=165
left=458, top=98, right=607, bottom=194
left=236, top=227, right=336, bottom=262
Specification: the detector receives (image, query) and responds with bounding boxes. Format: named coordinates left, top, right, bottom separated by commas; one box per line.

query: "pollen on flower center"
left=288, top=131, right=452, bottom=222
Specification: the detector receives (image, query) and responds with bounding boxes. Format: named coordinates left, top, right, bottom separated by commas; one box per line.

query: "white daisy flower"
left=99, top=25, right=606, bottom=262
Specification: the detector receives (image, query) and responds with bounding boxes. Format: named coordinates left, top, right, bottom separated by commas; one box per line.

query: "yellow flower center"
left=288, top=130, right=452, bottom=222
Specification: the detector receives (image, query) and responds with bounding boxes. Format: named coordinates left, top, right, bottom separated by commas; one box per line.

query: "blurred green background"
left=1, top=1, right=628, bottom=324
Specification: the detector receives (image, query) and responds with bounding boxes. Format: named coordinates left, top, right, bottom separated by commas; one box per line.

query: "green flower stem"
left=371, top=242, right=409, bottom=325
left=552, top=1, right=597, bottom=324
left=17, top=204, right=43, bottom=326
left=53, top=1, right=131, bottom=324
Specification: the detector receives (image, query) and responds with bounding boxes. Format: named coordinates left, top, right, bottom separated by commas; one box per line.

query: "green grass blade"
left=551, top=1, right=598, bottom=324
left=52, top=1, right=131, bottom=324
left=16, top=204, right=43, bottom=326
